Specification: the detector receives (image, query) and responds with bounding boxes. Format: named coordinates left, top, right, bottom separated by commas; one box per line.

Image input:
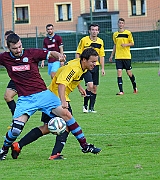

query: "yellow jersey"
left=49, top=59, right=87, bottom=102
left=76, top=36, right=105, bottom=65
left=113, top=30, right=134, bottom=59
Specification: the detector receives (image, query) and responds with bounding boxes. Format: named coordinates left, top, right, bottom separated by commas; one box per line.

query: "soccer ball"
left=48, top=117, right=66, bottom=135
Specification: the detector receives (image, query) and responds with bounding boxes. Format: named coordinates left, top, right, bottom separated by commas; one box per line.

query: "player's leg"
left=0, top=114, right=28, bottom=160
left=89, top=65, right=99, bottom=112
left=4, top=80, right=17, bottom=116
left=52, top=106, right=101, bottom=154
left=83, top=71, right=93, bottom=113
left=115, top=60, right=124, bottom=95
left=50, top=61, right=60, bottom=79
left=125, top=60, right=138, bottom=93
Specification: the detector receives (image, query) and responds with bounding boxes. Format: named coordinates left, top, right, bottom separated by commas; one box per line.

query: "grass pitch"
left=0, top=63, right=160, bottom=180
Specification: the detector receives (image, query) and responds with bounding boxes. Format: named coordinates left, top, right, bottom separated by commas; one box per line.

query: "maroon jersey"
left=0, top=49, right=49, bottom=96
left=43, top=34, right=63, bottom=63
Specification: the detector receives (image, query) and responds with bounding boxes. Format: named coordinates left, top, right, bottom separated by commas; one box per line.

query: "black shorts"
left=7, top=80, right=17, bottom=92
left=115, top=59, right=132, bottom=70
left=41, top=102, right=73, bottom=124
left=83, top=65, right=99, bottom=86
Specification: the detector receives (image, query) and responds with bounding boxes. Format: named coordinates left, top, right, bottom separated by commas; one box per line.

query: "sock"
left=129, top=75, right=136, bottom=89
left=117, top=77, right=123, bottom=92
left=7, top=100, right=16, bottom=116
left=51, top=131, right=69, bottom=156
left=89, top=92, right=97, bottom=110
left=66, top=117, right=87, bottom=148
left=3, top=121, right=25, bottom=149
left=18, top=127, right=43, bottom=149
left=83, top=89, right=91, bottom=108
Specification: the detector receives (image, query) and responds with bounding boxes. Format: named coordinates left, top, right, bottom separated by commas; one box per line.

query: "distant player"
left=41, top=24, right=64, bottom=78
left=76, top=24, right=105, bottom=113
left=109, top=18, right=138, bottom=95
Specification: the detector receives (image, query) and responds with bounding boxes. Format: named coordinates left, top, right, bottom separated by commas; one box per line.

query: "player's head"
left=88, top=24, right=100, bottom=38
left=46, top=24, right=54, bottom=36
left=5, top=30, right=14, bottom=40
left=118, top=18, right=125, bottom=29
left=7, top=33, right=23, bottom=57
left=80, top=48, right=98, bottom=70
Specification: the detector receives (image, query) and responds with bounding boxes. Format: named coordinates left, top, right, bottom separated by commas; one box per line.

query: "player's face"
left=89, top=26, right=99, bottom=38
left=118, top=20, right=125, bottom=29
left=46, top=26, right=54, bottom=36
left=9, top=40, right=23, bottom=57
left=85, top=55, right=98, bottom=70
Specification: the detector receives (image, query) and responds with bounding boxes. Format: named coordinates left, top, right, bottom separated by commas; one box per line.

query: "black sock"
left=51, top=131, right=69, bottom=156
left=83, top=89, right=91, bottom=108
left=89, top=92, right=97, bottom=110
left=7, top=100, right=16, bottom=116
left=129, top=75, right=136, bottom=89
left=18, top=127, right=43, bottom=149
left=117, top=77, right=123, bottom=92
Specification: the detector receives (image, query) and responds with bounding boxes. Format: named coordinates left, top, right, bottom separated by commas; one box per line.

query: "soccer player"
left=109, top=18, right=138, bottom=95
left=11, top=48, right=100, bottom=160
left=3, top=31, right=17, bottom=117
left=41, top=24, right=64, bottom=78
left=76, top=24, right=105, bottom=113
left=0, top=34, right=101, bottom=160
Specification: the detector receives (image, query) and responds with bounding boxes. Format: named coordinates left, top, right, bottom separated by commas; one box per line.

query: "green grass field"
left=0, top=63, right=160, bottom=180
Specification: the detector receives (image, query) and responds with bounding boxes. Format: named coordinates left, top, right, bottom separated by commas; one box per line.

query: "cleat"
left=133, top=88, right=138, bottom=94
left=11, top=142, right=21, bottom=159
left=0, top=148, right=8, bottom=160
left=116, top=92, right=124, bottom=95
left=82, top=144, right=101, bottom=154
left=88, top=109, right=97, bottom=113
left=83, top=106, right=88, bottom=113
left=48, top=153, right=65, bottom=160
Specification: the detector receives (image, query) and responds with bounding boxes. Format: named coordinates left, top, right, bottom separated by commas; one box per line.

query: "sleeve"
left=43, top=38, right=47, bottom=49
left=56, top=66, right=76, bottom=87
left=99, top=40, right=105, bottom=57
left=57, top=35, right=63, bottom=47
left=113, top=33, right=116, bottom=44
left=128, top=31, right=134, bottom=44
left=31, top=49, right=49, bottom=62
left=76, top=39, right=84, bottom=54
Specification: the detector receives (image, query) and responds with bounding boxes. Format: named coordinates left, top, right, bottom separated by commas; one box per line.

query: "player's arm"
left=77, top=84, right=86, bottom=97
left=100, top=56, right=105, bottom=76
left=49, top=51, right=66, bottom=62
left=58, top=84, right=68, bottom=109
left=59, top=46, right=64, bottom=66
left=109, top=44, right=116, bottom=62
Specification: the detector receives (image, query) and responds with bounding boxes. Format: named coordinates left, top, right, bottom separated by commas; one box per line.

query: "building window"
left=95, top=0, right=107, bottom=12
left=15, top=6, right=29, bottom=24
left=57, top=4, right=72, bottom=21
left=130, top=0, right=146, bottom=16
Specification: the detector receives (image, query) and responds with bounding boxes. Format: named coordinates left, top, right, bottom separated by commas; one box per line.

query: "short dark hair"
left=88, top=24, right=100, bottom=31
left=5, top=30, right=14, bottom=36
left=118, top=18, right=125, bottom=22
left=46, top=24, right=53, bottom=29
left=7, top=33, right=20, bottom=48
left=80, top=48, right=98, bottom=60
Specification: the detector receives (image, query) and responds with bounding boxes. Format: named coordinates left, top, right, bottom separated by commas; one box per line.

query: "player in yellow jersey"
left=11, top=48, right=101, bottom=160
left=109, top=18, right=138, bottom=95
left=76, top=24, right=105, bottom=113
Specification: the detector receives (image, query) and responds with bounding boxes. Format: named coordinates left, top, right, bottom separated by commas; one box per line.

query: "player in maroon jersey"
left=41, top=24, right=64, bottom=78
left=0, top=33, right=101, bottom=160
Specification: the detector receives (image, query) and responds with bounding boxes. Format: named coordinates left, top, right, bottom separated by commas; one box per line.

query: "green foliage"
left=0, top=63, right=160, bottom=180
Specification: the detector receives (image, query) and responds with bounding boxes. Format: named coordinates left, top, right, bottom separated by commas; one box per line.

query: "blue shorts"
left=48, top=61, right=60, bottom=75
left=13, top=90, right=61, bottom=119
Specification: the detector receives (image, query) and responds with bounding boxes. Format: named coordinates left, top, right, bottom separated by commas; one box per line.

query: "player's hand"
left=109, top=57, right=112, bottom=62
left=60, top=61, right=64, bottom=66
left=59, top=54, right=66, bottom=62
left=62, top=101, right=68, bottom=109
left=41, top=60, right=45, bottom=68
left=101, top=69, right=105, bottom=76
left=79, top=88, right=86, bottom=97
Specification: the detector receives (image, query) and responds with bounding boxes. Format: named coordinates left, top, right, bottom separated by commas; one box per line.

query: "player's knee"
left=11, top=120, right=25, bottom=136
left=39, top=124, right=50, bottom=134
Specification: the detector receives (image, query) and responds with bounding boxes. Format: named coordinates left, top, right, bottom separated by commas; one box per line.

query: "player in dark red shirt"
left=41, top=24, right=64, bottom=78
left=0, top=33, right=101, bottom=160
